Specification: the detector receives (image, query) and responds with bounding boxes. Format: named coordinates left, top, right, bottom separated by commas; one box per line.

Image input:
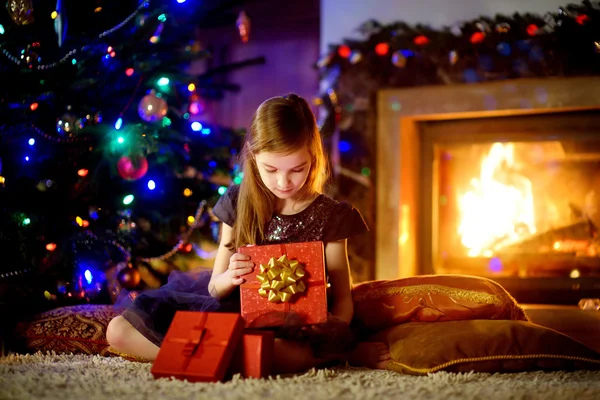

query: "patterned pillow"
left=372, top=319, right=600, bottom=374
left=352, top=274, right=528, bottom=331
left=14, top=304, right=119, bottom=356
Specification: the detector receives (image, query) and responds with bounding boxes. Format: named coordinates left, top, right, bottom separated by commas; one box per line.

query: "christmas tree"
left=0, top=0, right=261, bottom=311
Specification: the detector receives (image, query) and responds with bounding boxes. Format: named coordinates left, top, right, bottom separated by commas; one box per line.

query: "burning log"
left=496, top=219, right=598, bottom=255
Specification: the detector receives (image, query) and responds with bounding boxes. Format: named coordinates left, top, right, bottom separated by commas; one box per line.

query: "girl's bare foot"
left=346, top=341, right=391, bottom=369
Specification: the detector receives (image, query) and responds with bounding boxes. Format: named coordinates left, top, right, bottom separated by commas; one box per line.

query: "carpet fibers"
left=1, top=352, right=600, bottom=400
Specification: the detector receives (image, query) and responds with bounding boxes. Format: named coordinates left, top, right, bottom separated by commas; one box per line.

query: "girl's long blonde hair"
left=228, top=94, right=328, bottom=250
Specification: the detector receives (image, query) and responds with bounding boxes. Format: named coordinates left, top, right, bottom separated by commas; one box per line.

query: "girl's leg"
left=272, top=339, right=391, bottom=374
left=106, top=316, right=160, bottom=361
left=346, top=341, right=391, bottom=369
left=273, top=338, right=342, bottom=374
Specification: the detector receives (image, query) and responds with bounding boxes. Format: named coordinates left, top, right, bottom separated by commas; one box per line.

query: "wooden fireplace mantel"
left=376, top=76, right=600, bottom=280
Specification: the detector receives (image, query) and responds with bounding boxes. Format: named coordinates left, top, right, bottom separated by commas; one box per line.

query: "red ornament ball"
left=526, top=24, right=539, bottom=36
left=117, top=267, right=141, bottom=290
left=375, top=42, right=389, bottom=56
left=470, top=32, right=486, bottom=44
left=337, top=45, right=351, bottom=58
left=413, top=35, right=430, bottom=46
left=575, top=14, right=589, bottom=25
left=117, top=155, right=148, bottom=181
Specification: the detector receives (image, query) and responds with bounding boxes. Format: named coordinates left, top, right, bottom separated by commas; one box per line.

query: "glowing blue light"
left=338, top=141, right=351, bottom=152
left=117, top=136, right=124, bottom=144
left=104, top=54, right=110, bottom=59
left=72, top=59, right=77, bottom=65
left=191, top=122, right=202, bottom=131
left=218, top=186, right=227, bottom=195
left=177, top=0, right=187, bottom=3
left=489, top=257, right=503, bottom=272
left=157, top=77, right=170, bottom=86
left=90, top=211, right=99, bottom=220
left=115, top=118, right=123, bottom=130
left=84, top=269, right=93, bottom=284
left=208, top=161, right=217, bottom=168
left=28, top=138, right=35, bottom=145
left=148, top=180, right=156, bottom=190
left=0, top=24, right=4, bottom=35
left=25, top=156, right=30, bottom=161
left=201, top=128, right=211, bottom=135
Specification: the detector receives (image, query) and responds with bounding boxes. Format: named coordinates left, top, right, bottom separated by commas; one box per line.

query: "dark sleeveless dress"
left=115, top=185, right=368, bottom=351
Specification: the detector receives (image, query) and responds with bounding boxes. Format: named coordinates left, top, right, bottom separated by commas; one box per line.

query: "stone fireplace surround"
left=376, top=76, right=600, bottom=302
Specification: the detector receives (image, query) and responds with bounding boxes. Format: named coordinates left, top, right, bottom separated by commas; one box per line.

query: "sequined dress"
left=116, top=185, right=368, bottom=348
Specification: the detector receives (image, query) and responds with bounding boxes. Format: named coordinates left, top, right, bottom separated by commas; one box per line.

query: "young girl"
left=106, top=94, right=390, bottom=373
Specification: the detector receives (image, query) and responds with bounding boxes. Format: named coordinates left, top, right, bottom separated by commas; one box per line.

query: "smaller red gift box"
left=229, top=330, right=275, bottom=379
left=151, top=311, right=243, bottom=382
left=238, top=241, right=328, bottom=328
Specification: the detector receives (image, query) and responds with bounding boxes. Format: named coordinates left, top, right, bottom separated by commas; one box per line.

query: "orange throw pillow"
left=372, top=319, right=600, bottom=374
left=352, top=275, right=528, bottom=331
left=13, top=304, right=119, bottom=356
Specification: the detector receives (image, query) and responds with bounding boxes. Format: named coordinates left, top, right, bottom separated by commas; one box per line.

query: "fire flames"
left=458, top=143, right=536, bottom=257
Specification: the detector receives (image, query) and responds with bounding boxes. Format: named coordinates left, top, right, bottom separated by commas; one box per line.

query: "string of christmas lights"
left=0, top=1, right=151, bottom=70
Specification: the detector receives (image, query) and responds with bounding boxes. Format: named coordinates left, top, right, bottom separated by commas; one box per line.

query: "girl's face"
left=254, top=147, right=312, bottom=200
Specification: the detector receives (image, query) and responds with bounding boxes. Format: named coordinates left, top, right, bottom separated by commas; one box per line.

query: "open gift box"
left=238, top=241, right=328, bottom=328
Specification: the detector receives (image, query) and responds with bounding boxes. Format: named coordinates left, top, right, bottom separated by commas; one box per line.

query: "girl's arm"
left=324, top=239, right=354, bottom=325
left=208, top=223, right=254, bottom=299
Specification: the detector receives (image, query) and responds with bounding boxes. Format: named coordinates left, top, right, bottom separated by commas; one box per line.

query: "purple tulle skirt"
left=114, top=270, right=241, bottom=347
left=114, top=270, right=356, bottom=355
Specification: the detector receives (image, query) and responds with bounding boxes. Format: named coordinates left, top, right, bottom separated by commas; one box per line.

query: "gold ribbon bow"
left=256, top=254, right=306, bottom=303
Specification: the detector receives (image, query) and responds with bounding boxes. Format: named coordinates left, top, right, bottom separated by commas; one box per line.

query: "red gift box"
left=229, top=330, right=275, bottom=379
left=151, top=311, right=243, bottom=382
left=238, top=241, right=328, bottom=328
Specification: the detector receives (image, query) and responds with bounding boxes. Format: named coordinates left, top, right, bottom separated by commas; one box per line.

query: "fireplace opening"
left=418, top=110, right=600, bottom=303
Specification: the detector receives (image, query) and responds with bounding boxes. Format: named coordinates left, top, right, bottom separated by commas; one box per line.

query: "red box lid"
left=151, top=311, right=243, bottom=382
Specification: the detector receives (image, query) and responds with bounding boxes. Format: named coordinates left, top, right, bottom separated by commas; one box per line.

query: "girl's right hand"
left=228, top=253, right=254, bottom=285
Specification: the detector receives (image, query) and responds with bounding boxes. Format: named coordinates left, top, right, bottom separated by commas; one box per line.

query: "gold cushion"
left=352, top=275, right=528, bottom=331
left=14, top=304, right=119, bottom=356
left=371, top=320, right=600, bottom=375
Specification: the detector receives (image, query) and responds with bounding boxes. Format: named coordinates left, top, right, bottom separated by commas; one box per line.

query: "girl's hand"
left=227, top=253, right=254, bottom=285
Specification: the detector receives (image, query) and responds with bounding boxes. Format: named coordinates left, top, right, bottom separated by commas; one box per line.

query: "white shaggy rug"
left=1, top=352, right=600, bottom=400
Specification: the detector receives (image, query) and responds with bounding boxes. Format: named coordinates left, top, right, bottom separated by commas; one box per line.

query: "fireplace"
left=376, top=77, right=600, bottom=304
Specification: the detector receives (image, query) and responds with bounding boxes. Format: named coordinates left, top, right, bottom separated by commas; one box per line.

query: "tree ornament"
left=22, top=43, right=41, bottom=68
left=7, top=0, right=34, bottom=25
left=526, top=24, right=540, bottom=36
left=391, top=51, right=407, bottom=68
left=117, top=154, right=149, bottom=181
left=575, top=14, right=589, bottom=25
left=116, top=264, right=141, bottom=290
left=413, top=35, right=429, bottom=46
left=316, top=52, right=334, bottom=68
left=236, top=11, right=251, bottom=43
left=56, top=113, right=82, bottom=135
left=449, top=50, right=459, bottom=65
left=54, top=0, right=67, bottom=48
left=138, top=90, right=168, bottom=122
left=337, top=45, right=351, bottom=58
left=497, top=42, right=512, bottom=56
left=349, top=50, right=363, bottom=64
left=375, top=42, right=390, bottom=56
left=470, top=32, right=485, bottom=44
left=495, top=22, right=511, bottom=33
left=475, top=21, right=491, bottom=33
